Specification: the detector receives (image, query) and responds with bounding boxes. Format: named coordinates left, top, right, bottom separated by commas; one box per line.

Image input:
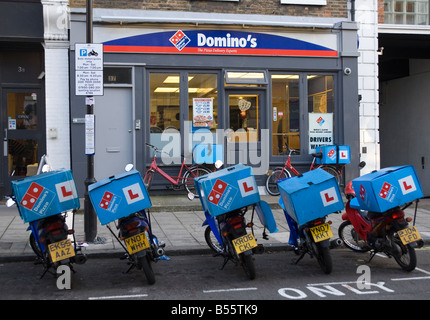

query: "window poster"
left=308, top=113, right=333, bottom=153
left=193, top=98, right=213, bottom=127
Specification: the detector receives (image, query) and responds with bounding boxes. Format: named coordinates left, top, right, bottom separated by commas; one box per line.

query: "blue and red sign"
left=103, top=29, right=337, bottom=57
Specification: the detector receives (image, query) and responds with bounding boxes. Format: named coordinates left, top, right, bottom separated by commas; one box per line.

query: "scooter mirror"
left=187, top=192, right=195, bottom=201
left=215, top=160, right=224, bottom=169
left=359, top=161, right=366, bottom=169
left=125, top=164, right=134, bottom=171
left=6, top=198, right=16, bottom=207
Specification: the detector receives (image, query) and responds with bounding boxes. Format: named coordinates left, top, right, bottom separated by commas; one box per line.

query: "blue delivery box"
left=278, top=168, right=344, bottom=225
left=11, top=169, right=79, bottom=223
left=88, top=169, right=151, bottom=225
left=351, top=165, right=423, bottom=213
left=315, top=145, right=351, bottom=165
left=194, top=164, right=260, bottom=217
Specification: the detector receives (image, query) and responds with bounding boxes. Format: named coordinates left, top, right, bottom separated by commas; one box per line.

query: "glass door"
left=225, top=90, right=267, bottom=172
left=1, top=89, right=45, bottom=196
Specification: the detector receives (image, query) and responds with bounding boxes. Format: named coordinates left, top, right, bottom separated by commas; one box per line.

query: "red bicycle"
left=265, top=144, right=344, bottom=196
left=143, top=143, right=212, bottom=197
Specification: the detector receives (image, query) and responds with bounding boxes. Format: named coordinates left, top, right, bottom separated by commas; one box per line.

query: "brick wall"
left=69, top=0, right=348, bottom=18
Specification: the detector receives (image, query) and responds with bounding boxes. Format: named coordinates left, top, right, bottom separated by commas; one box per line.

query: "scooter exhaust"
left=156, top=247, right=165, bottom=256
left=330, top=238, right=343, bottom=248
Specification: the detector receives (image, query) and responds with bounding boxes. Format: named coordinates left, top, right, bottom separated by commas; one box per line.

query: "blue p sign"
left=80, top=49, right=88, bottom=56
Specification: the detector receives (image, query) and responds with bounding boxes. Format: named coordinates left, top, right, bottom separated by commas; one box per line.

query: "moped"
left=7, top=155, right=86, bottom=280
left=339, top=181, right=423, bottom=271
left=89, top=164, right=167, bottom=285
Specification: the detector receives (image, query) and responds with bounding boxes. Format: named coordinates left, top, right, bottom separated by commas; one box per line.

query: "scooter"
left=279, top=199, right=339, bottom=274
left=90, top=164, right=168, bottom=285
left=191, top=163, right=277, bottom=280
left=201, top=204, right=272, bottom=280
left=339, top=181, right=424, bottom=272
left=7, top=155, right=87, bottom=280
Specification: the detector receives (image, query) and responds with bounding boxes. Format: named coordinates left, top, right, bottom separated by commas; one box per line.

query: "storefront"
left=70, top=9, right=360, bottom=195
left=0, top=0, right=45, bottom=198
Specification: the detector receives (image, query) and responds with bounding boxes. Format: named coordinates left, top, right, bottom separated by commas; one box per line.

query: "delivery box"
left=11, top=169, right=79, bottom=223
left=315, top=145, right=351, bottom=165
left=194, top=163, right=260, bottom=217
left=88, top=169, right=151, bottom=225
left=278, top=168, right=344, bottom=225
left=351, top=165, right=423, bottom=212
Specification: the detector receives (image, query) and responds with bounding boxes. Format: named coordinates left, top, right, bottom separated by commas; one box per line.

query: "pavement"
left=1, top=191, right=430, bottom=262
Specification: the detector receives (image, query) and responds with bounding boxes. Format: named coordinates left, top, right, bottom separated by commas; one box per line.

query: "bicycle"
left=265, top=144, right=344, bottom=196
left=143, top=143, right=212, bottom=197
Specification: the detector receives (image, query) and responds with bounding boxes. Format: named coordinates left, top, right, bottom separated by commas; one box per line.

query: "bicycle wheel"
left=182, top=166, right=212, bottom=197
left=265, top=168, right=292, bottom=196
left=143, top=170, right=154, bottom=190
left=320, top=165, right=341, bottom=186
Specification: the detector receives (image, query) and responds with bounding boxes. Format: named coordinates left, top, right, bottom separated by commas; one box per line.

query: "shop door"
left=1, top=89, right=45, bottom=196
left=225, top=90, right=267, bottom=173
left=94, top=87, right=133, bottom=181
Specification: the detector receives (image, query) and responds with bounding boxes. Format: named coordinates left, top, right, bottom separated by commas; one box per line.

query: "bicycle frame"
left=146, top=152, right=193, bottom=186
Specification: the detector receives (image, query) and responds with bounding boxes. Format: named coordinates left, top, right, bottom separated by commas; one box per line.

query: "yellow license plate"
left=124, top=232, right=150, bottom=255
left=48, top=239, right=75, bottom=263
left=310, top=223, right=333, bottom=243
left=232, top=233, right=258, bottom=254
left=398, top=226, right=422, bottom=245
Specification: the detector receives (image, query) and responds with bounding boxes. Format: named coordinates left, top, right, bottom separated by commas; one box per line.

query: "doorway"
left=94, top=87, right=134, bottom=181
left=225, top=90, right=267, bottom=173
left=1, top=89, right=45, bottom=196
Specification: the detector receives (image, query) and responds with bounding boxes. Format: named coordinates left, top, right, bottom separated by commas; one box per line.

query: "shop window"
left=308, top=75, right=335, bottom=153
left=149, top=73, right=181, bottom=156
left=271, top=74, right=300, bottom=155
left=225, top=70, right=268, bottom=85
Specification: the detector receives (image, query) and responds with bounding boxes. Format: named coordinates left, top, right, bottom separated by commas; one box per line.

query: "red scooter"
left=339, top=181, right=423, bottom=272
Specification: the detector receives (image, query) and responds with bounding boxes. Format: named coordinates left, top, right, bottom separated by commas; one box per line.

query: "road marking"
left=203, top=287, right=257, bottom=293
left=391, top=276, right=430, bottom=281
left=88, top=294, right=148, bottom=300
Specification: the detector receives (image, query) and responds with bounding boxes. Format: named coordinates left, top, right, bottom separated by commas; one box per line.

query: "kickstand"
left=293, top=252, right=306, bottom=265
left=220, top=255, right=231, bottom=270
left=123, top=261, right=136, bottom=274
left=367, top=251, right=377, bottom=263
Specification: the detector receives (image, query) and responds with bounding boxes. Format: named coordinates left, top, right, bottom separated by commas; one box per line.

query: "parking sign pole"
left=84, top=0, right=97, bottom=242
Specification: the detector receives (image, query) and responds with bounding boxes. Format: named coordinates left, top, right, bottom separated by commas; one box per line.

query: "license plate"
left=48, top=239, right=75, bottom=263
left=232, top=233, right=258, bottom=254
left=124, top=232, right=150, bottom=255
left=310, top=223, right=333, bottom=243
left=398, top=226, right=422, bottom=245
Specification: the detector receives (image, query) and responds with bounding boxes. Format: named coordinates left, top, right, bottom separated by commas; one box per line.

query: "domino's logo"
left=169, top=30, right=191, bottom=51
left=316, top=116, right=325, bottom=126
left=207, top=179, right=238, bottom=210
left=98, top=191, right=121, bottom=213
left=20, top=182, right=56, bottom=216
left=378, top=182, right=397, bottom=202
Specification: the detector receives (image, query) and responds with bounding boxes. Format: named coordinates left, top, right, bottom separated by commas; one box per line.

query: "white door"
left=94, top=87, right=133, bottom=180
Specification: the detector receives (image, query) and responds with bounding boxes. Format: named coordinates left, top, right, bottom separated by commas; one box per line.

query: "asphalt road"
left=1, top=247, right=430, bottom=306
